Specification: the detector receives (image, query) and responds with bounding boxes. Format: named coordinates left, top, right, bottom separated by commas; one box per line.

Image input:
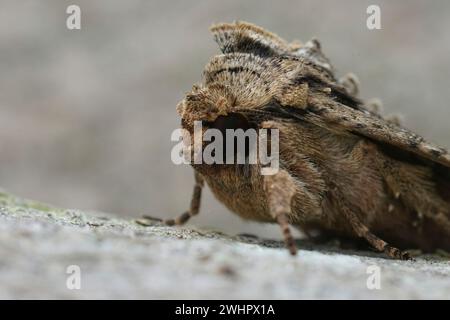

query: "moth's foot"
left=164, top=211, right=191, bottom=226
left=142, top=212, right=190, bottom=226
left=274, top=214, right=298, bottom=256
left=138, top=214, right=181, bottom=226
left=286, top=238, right=298, bottom=256
left=384, top=245, right=412, bottom=261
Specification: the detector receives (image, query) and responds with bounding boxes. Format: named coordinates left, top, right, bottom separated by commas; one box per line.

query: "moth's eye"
left=209, top=113, right=251, bottom=133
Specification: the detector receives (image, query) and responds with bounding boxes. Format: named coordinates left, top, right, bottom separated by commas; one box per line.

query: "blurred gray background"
left=1, top=0, right=449, bottom=238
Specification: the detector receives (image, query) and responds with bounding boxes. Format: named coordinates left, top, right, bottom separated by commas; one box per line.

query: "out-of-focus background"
left=1, top=0, right=449, bottom=238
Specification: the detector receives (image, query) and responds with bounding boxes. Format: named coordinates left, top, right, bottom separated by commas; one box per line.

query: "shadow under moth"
left=155, top=21, right=450, bottom=259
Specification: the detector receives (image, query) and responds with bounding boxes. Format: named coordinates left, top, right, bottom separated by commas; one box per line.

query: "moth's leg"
left=339, top=200, right=411, bottom=260
left=164, top=171, right=204, bottom=226
left=264, top=170, right=298, bottom=255
left=141, top=171, right=204, bottom=225
left=339, top=73, right=359, bottom=96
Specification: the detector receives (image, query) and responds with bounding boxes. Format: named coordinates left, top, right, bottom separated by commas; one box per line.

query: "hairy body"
left=200, top=120, right=450, bottom=253
left=157, top=22, right=450, bottom=259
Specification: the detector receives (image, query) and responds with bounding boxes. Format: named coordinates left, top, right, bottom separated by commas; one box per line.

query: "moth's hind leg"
left=264, top=170, right=298, bottom=255
left=338, top=199, right=411, bottom=260
left=143, top=171, right=204, bottom=226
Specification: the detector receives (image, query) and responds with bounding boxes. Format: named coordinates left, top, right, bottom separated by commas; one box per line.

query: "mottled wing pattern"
left=211, top=21, right=334, bottom=75
left=210, top=21, right=450, bottom=172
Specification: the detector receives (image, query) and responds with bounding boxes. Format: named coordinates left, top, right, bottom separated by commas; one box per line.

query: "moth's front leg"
left=165, top=171, right=204, bottom=226
left=264, top=170, right=298, bottom=255
left=143, top=171, right=204, bottom=226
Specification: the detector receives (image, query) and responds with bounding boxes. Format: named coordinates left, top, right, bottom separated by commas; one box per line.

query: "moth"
left=158, top=21, right=450, bottom=259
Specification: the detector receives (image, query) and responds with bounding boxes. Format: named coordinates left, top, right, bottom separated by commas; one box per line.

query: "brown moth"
left=158, top=21, right=450, bottom=259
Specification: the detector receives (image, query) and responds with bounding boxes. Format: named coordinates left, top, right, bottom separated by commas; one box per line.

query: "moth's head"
left=177, top=21, right=331, bottom=133
left=176, top=83, right=234, bottom=132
